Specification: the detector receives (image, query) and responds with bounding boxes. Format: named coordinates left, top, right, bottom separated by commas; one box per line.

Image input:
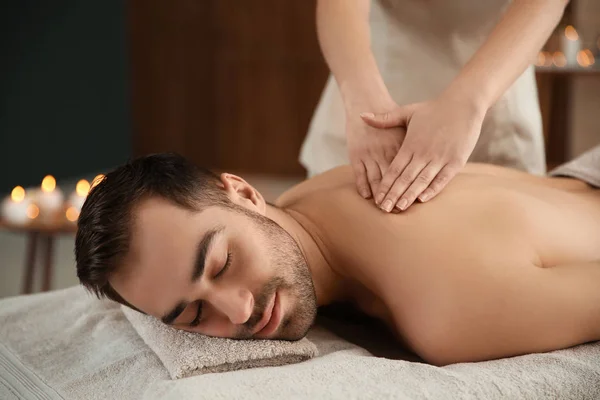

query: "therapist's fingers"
left=364, top=159, right=383, bottom=200
left=352, top=161, right=371, bottom=199
left=375, top=152, right=412, bottom=206
left=379, top=157, right=428, bottom=213
left=360, top=104, right=418, bottom=129
left=394, top=163, right=442, bottom=210
left=360, top=110, right=407, bottom=129
left=418, top=164, right=459, bottom=202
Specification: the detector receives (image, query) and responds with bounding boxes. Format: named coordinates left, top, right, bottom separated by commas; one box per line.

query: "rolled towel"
left=122, top=306, right=319, bottom=379
left=549, top=143, right=600, bottom=187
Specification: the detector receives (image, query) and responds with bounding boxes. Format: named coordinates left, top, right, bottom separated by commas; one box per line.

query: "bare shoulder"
left=275, top=163, right=519, bottom=207
left=275, top=166, right=354, bottom=208
left=273, top=162, right=584, bottom=208
left=461, top=163, right=531, bottom=179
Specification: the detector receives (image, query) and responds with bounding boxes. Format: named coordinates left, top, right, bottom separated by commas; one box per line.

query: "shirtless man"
left=75, top=151, right=600, bottom=366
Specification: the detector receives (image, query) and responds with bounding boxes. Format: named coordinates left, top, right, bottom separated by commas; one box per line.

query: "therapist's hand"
left=346, top=114, right=406, bottom=200
left=361, top=98, right=485, bottom=212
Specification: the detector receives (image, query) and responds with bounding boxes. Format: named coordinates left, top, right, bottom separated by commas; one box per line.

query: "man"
left=75, top=150, right=600, bottom=366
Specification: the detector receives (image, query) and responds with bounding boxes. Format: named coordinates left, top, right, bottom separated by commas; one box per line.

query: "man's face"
left=110, top=196, right=317, bottom=341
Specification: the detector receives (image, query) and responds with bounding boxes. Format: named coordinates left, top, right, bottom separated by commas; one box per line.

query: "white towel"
left=122, top=306, right=318, bottom=379
left=549, top=143, right=600, bottom=187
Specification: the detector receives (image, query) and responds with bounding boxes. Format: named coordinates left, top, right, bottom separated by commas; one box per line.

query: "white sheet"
left=1, top=286, right=599, bottom=399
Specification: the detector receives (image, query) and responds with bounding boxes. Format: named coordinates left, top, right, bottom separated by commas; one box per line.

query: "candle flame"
left=577, top=51, right=590, bottom=67
left=584, top=49, right=595, bottom=66
left=565, top=25, right=578, bottom=41
left=543, top=51, right=553, bottom=67
left=11, top=186, right=25, bottom=203
left=66, top=206, right=79, bottom=222
left=552, top=51, right=567, bottom=67
left=41, top=175, right=56, bottom=193
left=27, top=204, right=40, bottom=219
left=577, top=49, right=596, bottom=67
left=535, top=52, right=546, bottom=66
left=91, top=174, right=105, bottom=189
left=76, top=179, right=91, bottom=197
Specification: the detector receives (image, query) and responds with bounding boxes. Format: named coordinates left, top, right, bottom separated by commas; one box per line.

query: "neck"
left=264, top=204, right=349, bottom=307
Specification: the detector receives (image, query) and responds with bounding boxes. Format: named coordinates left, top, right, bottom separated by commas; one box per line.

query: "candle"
left=1, top=186, right=33, bottom=225
left=535, top=52, right=546, bottom=67
left=65, top=206, right=79, bottom=223
left=552, top=51, right=567, bottom=67
left=27, top=204, right=40, bottom=220
left=584, top=49, right=595, bottom=66
left=535, top=51, right=554, bottom=67
left=577, top=49, right=596, bottom=67
left=577, top=50, right=591, bottom=67
left=561, top=25, right=581, bottom=66
left=68, top=179, right=91, bottom=213
left=34, top=175, right=64, bottom=219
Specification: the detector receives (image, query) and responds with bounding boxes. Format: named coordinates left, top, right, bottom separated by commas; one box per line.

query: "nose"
left=209, top=287, right=254, bottom=325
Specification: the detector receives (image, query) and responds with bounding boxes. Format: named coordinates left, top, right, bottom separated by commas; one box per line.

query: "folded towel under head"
left=121, top=306, right=318, bottom=379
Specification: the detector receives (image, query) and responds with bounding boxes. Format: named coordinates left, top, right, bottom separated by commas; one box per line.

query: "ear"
left=219, top=173, right=266, bottom=214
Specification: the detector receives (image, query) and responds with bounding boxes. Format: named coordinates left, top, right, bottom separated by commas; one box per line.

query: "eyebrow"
left=160, top=226, right=224, bottom=325
left=191, top=225, right=224, bottom=281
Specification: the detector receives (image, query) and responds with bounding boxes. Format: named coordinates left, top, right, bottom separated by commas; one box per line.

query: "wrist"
left=338, top=79, right=396, bottom=116
left=440, top=79, right=490, bottom=119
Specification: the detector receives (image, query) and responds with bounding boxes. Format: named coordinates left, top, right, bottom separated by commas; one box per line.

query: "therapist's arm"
left=362, top=0, right=569, bottom=212
left=316, top=0, right=403, bottom=199
left=443, top=0, right=569, bottom=111
left=316, top=0, right=393, bottom=113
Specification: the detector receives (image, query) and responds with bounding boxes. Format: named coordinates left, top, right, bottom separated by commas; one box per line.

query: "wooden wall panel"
left=128, top=0, right=328, bottom=175
left=128, top=0, right=218, bottom=167
left=128, top=1, right=569, bottom=174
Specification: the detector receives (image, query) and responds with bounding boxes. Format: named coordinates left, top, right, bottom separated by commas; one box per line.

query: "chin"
left=278, top=325, right=309, bottom=341
left=277, top=312, right=316, bottom=341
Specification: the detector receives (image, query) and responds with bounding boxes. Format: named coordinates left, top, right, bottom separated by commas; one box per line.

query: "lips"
left=253, top=291, right=281, bottom=337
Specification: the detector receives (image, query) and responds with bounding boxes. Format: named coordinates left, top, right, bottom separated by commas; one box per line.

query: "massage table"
left=1, top=286, right=599, bottom=399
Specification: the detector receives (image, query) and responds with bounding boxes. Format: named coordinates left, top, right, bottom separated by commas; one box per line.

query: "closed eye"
left=189, top=301, right=203, bottom=327
left=188, top=252, right=231, bottom=327
left=214, top=251, right=232, bottom=279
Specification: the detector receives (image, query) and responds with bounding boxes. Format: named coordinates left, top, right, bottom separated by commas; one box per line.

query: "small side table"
left=0, top=219, right=77, bottom=294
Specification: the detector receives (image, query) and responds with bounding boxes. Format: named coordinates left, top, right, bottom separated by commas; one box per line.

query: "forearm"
left=443, top=0, right=569, bottom=112
left=316, top=0, right=394, bottom=113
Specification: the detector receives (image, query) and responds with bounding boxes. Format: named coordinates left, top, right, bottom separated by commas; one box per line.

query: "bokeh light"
left=41, top=175, right=56, bottom=193
left=10, top=186, right=25, bottom=203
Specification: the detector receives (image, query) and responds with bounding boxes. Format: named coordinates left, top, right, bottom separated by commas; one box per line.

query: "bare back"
left=276, top=164, right=600, bottom=363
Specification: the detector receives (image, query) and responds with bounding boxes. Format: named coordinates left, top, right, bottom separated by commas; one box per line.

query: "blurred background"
left=1, top=0, right=599, bottom=298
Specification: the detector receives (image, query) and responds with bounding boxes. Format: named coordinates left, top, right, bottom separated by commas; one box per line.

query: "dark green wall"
left=0, top=0, right=130, bottom=194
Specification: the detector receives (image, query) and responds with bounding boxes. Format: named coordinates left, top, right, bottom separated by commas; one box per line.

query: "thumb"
left=360, top=108, right=409, bottom=129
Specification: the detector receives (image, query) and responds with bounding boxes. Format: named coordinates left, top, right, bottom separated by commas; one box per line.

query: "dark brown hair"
left=75, top=153, right=231, bottom=308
